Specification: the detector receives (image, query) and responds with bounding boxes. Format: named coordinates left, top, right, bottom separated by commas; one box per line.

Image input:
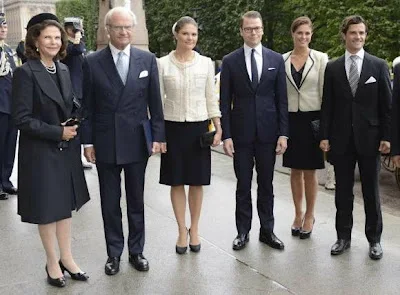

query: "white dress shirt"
left=244, top=43, right=263, bottom=82
left=109, top=43, right=131, bottom=64
left=345, top=48, right=364, bottom=80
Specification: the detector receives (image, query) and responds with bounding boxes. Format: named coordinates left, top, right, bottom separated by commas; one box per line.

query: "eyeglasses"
left=242, top=26, right=263, bottom=33
left=107, top=25, right=133, bottom=32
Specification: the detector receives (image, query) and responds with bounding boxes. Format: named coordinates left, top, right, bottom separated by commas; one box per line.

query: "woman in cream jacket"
left=282, top=16, right=328, bottom=239
left=158, top=16, right=221, bottom=254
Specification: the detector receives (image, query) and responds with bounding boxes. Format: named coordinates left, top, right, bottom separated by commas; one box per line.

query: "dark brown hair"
left=340, top=15, right=368, bottom=34
left=240, top=11, right=262, bottom=28
left=25, top=20, right=68, bottom=60
left=173, top=16, right=198, bottom=34
left=291, top=16, right=313, bottom=33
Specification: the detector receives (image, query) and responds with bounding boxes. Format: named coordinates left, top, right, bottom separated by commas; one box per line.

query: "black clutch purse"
left=310, top=119, right=320, bottom=140
left=199, top=131, right=216, bottom=148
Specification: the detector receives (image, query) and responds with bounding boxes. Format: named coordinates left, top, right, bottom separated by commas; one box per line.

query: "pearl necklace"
left=40, top=60, right=56, bottom=74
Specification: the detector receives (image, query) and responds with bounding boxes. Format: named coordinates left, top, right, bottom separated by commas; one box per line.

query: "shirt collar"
left=345, top=48, right=364, bottom=61
left=109, top=43, right=131, bottom=58
left=243, top=43, right=262, bottom=56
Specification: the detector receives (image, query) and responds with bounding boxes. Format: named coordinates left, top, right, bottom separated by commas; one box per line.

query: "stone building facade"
left=3, top=0, right=59, bottom=48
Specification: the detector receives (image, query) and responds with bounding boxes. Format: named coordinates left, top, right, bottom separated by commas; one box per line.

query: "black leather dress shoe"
left=369, top=242, right=383, bottom=260
left=0, top=190, right=8, bottom=200
left=232, top=233, right=249, bottom=250
left=105, top=257, right=120, bottom=275
left=59, top=260, right=89, bottom=281
left=3, top=186, right=17, bottom=195
left=331, top=239, right=351, bottom=255
left=129, top=253, right=149, bottom=271
left=259, top=231, right=285, bottom=250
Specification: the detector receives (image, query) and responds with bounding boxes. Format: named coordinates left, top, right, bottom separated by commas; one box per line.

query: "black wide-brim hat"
left=27, top=13, right=59, bottom=30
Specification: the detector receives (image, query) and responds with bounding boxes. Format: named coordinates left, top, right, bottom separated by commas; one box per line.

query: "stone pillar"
left=4, top=0, right=57, bottom=48
left=97, top=0, right=148, bottom=50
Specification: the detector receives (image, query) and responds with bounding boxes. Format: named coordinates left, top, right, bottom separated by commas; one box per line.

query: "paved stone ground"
left=0, top=150, right=399, bottom=294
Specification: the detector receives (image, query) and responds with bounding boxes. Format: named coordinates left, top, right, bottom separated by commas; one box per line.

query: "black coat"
left=11, top=59, right=90, bottom=224
left=391, top=63, right=400, bottom=156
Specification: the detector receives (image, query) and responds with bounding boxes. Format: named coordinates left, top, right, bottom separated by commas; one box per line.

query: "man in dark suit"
left=81, top=7, right=165, bottom=274
left=392, top=63, right=400, bottom=168
left=0, top=13, right=18, bottom=200
left=220, top=11, right=288, bottom=251
left=320, top=15, right=391, bottom=260
left=61, top=17, right=92, bottom=170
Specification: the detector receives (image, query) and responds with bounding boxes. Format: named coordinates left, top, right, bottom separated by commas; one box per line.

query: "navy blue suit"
left=220, top=46, right=288, bottom=234
left=81, top=46, right=165, bottom=257
left=0, top=44, right=17, bottom=192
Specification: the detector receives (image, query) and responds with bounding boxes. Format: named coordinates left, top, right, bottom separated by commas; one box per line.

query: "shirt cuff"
left=83, top=144, right=93, bottom=148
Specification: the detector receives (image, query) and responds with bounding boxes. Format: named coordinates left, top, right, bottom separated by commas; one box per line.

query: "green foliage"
left=56, top=0, right=99, bottom=51
left=145, top=0, right=400, bottom=62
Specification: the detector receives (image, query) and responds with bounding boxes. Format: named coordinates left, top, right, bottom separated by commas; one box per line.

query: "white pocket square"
left=365, top=76, right=376, bottom=84
left=139, top=70, right=148, bottom=78
left=268, top=67, right=276, bottom=71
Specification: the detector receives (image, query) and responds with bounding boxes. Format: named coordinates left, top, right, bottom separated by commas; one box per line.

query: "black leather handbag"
left=199, top=131, right=216, bottom=148
left=310, top=119, right=320, bottom=140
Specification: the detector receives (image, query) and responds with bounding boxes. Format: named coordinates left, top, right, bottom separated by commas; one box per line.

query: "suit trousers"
left=331, top=138, right=382, bottom=243
left=0, top=112, right=17, bottom=190
left=233, top=141, right=276, bottom=234
left=96, top=159, right=148, bottom=258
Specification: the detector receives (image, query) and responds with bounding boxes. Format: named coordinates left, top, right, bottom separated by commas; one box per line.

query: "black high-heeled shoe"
left=291, top=226, right=301, bottom=236
left=189, top=228, right=201, bottom=253
left=59, top=260, right=89, bottom=281
left=45, top=265, right=66, bottom=288
left=176, top=228, right=188, bottom=255
left=299, top=218, right=315, bottom=239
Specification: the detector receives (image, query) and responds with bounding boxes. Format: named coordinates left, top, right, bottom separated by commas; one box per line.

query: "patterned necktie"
left=116, top=51, right=128, bottom=85
left=251, top=48, right=259, bottom=90
left=349, top=55, right=359, bottom=97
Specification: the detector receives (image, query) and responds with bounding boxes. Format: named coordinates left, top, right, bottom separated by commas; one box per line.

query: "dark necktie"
left=251, top=48, right=259, bottom=90
left=349, top=55, right=359, bottom=97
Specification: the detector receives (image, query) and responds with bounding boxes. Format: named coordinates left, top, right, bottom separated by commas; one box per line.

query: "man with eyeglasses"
left=81, top=7, right=165, bottom=275
left=220, top=11, right=288, bottom=251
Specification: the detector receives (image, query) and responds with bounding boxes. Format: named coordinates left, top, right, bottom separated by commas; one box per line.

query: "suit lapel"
left=28, top=59, right=68, bottom=117
left=115, top=47, right=141, bottom=107
left=56, top=62, right=73, bottom=113
left=284, top=52, right=298, bottom=91
left=259, top=47, right=269, bottom=86
left=237, top=48, right=254, bottom=92
left=98, top=46, right=125, bottom=90
left=299, top=52, right=314, bottom=88
left=356, top=52, right=372, bottom=97
left=336, top=56, right=353, bottom=98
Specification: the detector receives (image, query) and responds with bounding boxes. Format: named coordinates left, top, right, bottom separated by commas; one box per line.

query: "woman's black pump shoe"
left=45, top=265, right=66, bottom=288
left=176, top=228, right=189, bottom=254
left=175, top=245, right=188, bottom=254
left=59, top=261, right=89, bottom=281
left=291, top=226, right=301, bottom=236
left=188, top=229, right=201, bottom=252
left=299, top=218, right=315, bottom=239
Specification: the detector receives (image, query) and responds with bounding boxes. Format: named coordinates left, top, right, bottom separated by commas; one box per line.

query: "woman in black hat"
left=11, top=13, right=90, bottom=287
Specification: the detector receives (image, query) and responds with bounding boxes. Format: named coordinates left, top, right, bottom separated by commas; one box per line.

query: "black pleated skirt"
left=283, top=111, right=324, bottom=170
left=160, top=120, right=211, bottom=186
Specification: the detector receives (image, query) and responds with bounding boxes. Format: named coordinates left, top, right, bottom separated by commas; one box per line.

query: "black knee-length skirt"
left=283, top=111, right=324, bottom=170
left=160, top=120, right=211, bottom=186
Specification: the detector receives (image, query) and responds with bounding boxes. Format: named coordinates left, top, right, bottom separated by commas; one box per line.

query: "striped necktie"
left=116, top=51, right=128, bottom=85
left=349, top=55, right=359, bottom=97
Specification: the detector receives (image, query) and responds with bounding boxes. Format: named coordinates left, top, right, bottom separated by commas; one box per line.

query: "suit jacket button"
left=59, top=148, right=63, bottom=151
